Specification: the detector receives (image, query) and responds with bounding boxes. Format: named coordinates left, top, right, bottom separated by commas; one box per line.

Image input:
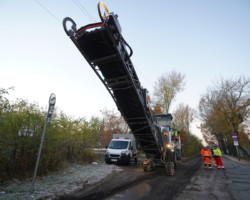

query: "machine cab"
left=154, top=113, right=174, bottom=144
left=154, top=113, right=173, bottom=128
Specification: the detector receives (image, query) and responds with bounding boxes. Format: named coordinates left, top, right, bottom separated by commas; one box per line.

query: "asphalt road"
left=105, top=156, right=202, bottom=200
left=105, top=156, right=250, bottom=200
left=175, top=155, right=250, bottom=200
left=59, top=155, right=250, bottom=200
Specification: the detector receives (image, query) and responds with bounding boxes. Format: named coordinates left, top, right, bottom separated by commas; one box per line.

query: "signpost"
left=232, top=132, right=240, bottom=161
left=30, top=93, right=56, bottom=192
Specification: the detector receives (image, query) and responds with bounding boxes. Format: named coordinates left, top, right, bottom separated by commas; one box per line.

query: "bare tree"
left=153, top=71, right=185, bottom=113
left=199, top=76, right=250, bottom=156
left=99, top=108, right=130, bottom=147
left=215, top=76, right=250, bottom=134
left=172, top=103, right=196, bottom=133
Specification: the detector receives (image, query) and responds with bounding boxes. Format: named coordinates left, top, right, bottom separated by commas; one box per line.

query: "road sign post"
left=30, top=93, right=56, bottom=192
left=232, top=132, right=240, bottom=161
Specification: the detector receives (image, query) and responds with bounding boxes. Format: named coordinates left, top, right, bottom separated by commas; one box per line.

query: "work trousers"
left=202, top=156, right=212, bottom=168
left=214, top=156, right=224, bottom=168
left=213, top=157, right=217, bottom=166
left=203, top=156, right=211, bottom=164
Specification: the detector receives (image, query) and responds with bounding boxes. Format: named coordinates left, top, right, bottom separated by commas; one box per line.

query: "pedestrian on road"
left=200, top=146, right=212, bottom=169
left=211, top=147, right=217, bottom=167
left=213, top=145, right=225, bottom=170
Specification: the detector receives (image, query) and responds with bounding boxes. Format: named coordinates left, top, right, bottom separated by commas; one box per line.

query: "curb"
left=223, top=155, right=250, bottom=165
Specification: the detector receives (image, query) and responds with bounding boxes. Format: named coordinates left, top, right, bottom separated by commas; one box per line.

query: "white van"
left=105, top=134, right=138, bottom=165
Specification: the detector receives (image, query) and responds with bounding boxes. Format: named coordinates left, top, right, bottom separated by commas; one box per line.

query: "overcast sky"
left=1, top=0, right=250, bottom=139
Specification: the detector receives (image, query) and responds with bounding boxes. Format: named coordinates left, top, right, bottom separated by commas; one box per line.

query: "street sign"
left=49, top=93, right=56, bottom=105
left=232, top=133, right=239, bottom=146
left=47, top=93, right=56, bottom=123
left=31, top=93, right=56, bottom=192
left=232, top=132, right=237, bottom=137
left=231, top=133, right=240, bottom=160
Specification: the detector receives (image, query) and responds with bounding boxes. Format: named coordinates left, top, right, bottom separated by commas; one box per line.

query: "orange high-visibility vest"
left=201, top=148, right=212, bottom=157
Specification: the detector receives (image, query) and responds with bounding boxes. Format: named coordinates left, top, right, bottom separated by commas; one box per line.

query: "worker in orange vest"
left=200, top=146, right=212, bottom=169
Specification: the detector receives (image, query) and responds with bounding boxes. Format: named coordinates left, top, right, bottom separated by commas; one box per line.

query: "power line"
left=34, top=0, right=61, bottom=23
left=72, top=0, right=96, bottom=22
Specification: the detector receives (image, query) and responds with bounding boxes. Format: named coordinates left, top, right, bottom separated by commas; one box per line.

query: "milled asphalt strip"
left=58, top=156, right=212, bottom=200
left=104, top=157, right=202, bottom=200
left=61, top=168, right=161, bottom=200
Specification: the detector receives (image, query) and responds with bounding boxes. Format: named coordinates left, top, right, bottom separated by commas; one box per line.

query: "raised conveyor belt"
left=63, top=13, right=165, bottom=159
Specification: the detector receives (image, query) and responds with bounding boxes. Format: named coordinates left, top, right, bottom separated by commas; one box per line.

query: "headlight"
left=121, top=150, right=128, bottom=155
left=166, top=143, right=171, bottom=149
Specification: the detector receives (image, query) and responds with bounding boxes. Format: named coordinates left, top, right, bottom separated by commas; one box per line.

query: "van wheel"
left=126, top=156, right=130, bottom=165
left=134, top=157, right=137, bottom=164
left=105, top=160, right=112, bottom=164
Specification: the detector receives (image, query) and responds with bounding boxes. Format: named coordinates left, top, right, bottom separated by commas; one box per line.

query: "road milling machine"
left=63, top=2, right=181, bottom=175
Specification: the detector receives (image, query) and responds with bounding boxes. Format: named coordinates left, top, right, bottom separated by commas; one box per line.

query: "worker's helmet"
left=213, top=145, right=217, bottom=148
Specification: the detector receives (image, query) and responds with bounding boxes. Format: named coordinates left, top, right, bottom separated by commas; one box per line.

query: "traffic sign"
left=232, top=133, right=239, bottom=146
left=232, top=132, right=237, bottom=137
left=31, top=93, right=56, bottom=192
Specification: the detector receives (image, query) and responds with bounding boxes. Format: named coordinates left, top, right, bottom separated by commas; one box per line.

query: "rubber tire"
left=125, top=156, right=130, bottom=166
left=105, top=160, right=112, bottom=164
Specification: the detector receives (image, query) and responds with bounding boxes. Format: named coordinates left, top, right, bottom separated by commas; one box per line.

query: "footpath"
left=175, top=155, right=250, bottom=200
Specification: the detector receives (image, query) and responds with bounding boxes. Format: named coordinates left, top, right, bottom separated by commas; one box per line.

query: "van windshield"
left=108, top=141, right=129, bottom=149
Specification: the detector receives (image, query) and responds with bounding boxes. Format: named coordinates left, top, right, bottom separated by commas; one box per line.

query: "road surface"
left=59, top=155, right=250, bottom=200
left=105, top=156, right=201, bottom=200
left=104, top=156, right=250, bottom=200
left=176, top=155, right=250, bottom=200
